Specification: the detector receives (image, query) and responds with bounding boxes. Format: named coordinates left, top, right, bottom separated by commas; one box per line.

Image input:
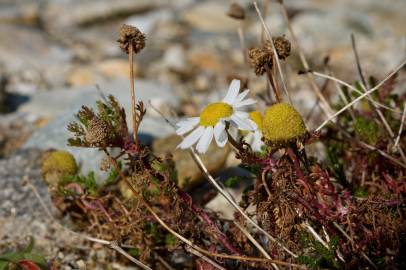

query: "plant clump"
left=262, top=102, right=307, bottom=145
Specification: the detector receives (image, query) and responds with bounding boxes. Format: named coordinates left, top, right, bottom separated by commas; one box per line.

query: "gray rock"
left=125, top=9, right=172, bottom=36
left=0, top=0, right=39, bottom=25
left=42, top=0, right=164, bottom=29
left=22, top=79, right=179, bottom=178
left=182, top=1, right=240, bottom=33
left=0, top=25, right=72, bottom=94
left=0, top=149, right=48, bottom=218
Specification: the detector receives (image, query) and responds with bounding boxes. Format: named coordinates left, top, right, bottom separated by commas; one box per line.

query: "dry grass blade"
left=278, top=1, right=334, bottom=118
left=393, top=104, right=406, bottom=149
left=333, top=222, right=377, bottom=269
left=311, top=71, right=401, bottom=114
left=233, top=221, right=280, bottom=270
left=253, top=1, right=292, bottom=104
left=185, top=246, right=227, bottom=270
left=315, top=58, right=406, bottom=131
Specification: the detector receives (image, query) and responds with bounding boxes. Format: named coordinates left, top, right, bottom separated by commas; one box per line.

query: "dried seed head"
left=264, top=36, right=291, bottom=60
left=248, top=47, right=273, bottom=76
left=85, top=117, right=110, bottom=146
left=117, top=24, right=146, bottom=54
left=227, top=2, right=245, bottom=20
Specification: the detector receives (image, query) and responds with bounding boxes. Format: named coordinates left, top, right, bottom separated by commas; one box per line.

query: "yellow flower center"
left=262, top=103, right=306, bottom=144
left=199, top=102, right=233, bottom=127
left=249, top=111, right=263, bottom=131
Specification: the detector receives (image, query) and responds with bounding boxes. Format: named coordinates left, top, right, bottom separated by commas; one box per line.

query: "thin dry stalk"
left=253, top=1, right=292, bottom=104
left=185, top=246, right=227, bottom=270
left=302, top=222, right=329, bottom=250
left=128, top=44, right=138, bottom=144
left=393, top=103, right=406, bottom=150
left=315, top=58, right=406, bottom=131
left=238, top=26, right=248, bottom=65
left=333, top=222, right=377, bottom=269
left=233, top=221, right=280, bottom=270
left=335, top=124, right=406, bottom=169
left=311, top=71, right=401, bottom=114
left=110, top=242, right=154, bottom=270
left=278, top=1, right=334, bottom=117
left=359, top=82, right=406, bottom=164
left=351, top=33, right=406, bottom=162
left=155, top=254, right=175, bottom=270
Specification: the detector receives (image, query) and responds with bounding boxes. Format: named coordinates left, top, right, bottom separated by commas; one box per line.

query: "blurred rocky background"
left=0, top=0, right=405, bottom=269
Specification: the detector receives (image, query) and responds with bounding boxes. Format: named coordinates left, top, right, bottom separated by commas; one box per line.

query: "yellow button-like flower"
left=262, top=103, right=306, bottom=145
left=41, top=150, right=78, bottom=186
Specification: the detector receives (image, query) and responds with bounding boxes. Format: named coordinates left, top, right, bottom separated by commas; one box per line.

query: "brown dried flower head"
left=85, top=117, right=110, bottom=146
left=264, top=36, right=291, bottom=60
left=227, top=2, right=245, bottom=20
left=248, top=47, right=273, bottom=76
left=117, top=24, right=146, bottom=54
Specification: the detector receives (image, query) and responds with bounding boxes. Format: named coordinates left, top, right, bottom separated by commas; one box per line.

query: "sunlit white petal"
left=230, top=115, right=255, bottom=131
left=234, top=111, right=249, bottom=118
left=222, top=79, right=240, bottom=104
left=178, top=126, right=205, bottom=149
left=176, top=117, right=199, bottom=128
left=196, top=126, right=214, bottom=153
left=214, top=121, right=227, bottom=147
left=236, top=89, right=249, bottom=103
left=235, top=98, right=257, bottom=108
left=251, top=130, right=264, bottom=152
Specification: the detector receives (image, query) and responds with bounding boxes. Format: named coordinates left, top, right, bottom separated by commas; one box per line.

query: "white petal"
left=235, top=98, right=257, bottom=108
left=176, top=118, right=199, bottom=135
left=214, top=121, right=228, bottom=147
left=251, top=131, right=264, bottom=152
left=231, top=115, right=255, bottom=131
left=222, top=79, right=240, bottom=105
left=176, top=123, right=196, bottom=135
left=196, top=127, right=214, bottom=153
left=234, top=111, right=249, bottom=118
left=236, top=89, right=249, bottom=103
left=176, top=117, right=199, bottom=128
left=247, top=119, right=258, bottom=130
left=177, top=126, right=205, bottom=149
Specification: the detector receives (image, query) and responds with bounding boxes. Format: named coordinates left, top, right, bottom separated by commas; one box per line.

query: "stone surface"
left=182, top=1, right=240, bottom=32
left=42, top=0, right=162, bottom=29
left=0, top=25, right=72, bottom=94
left=22, top=79, right=179, bottom=178
left=153, top=134, right=230, bottom=188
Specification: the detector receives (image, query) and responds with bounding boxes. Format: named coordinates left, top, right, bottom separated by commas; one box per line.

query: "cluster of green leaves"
left=298, top=233, right=341, bottom=269
left=61, top=172, right=98, bottom=196
left=0, top=238, right=46, bottom=270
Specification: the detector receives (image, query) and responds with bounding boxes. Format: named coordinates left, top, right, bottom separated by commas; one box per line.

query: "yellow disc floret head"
left=199, top=102, right=233, bottom=127
left=263, top=103, right=306, bottom=145
left=41, top=150, right=78, bottom=187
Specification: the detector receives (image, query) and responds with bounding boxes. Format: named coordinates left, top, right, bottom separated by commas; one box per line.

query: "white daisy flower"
left=176, top=79, right=257, bottom=153
left=245, top=111, right=265, bottom=152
